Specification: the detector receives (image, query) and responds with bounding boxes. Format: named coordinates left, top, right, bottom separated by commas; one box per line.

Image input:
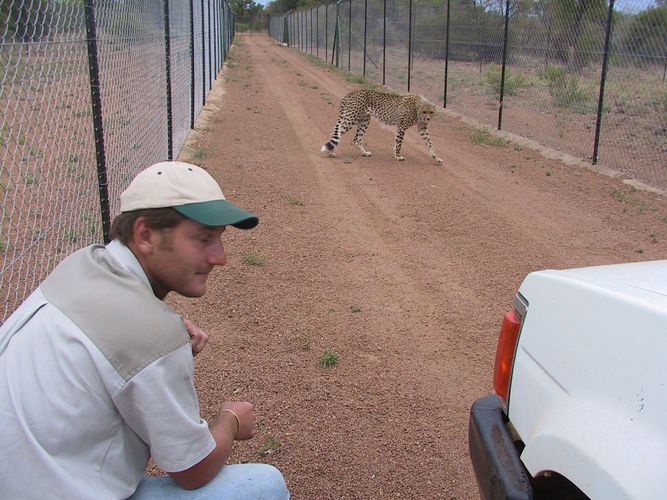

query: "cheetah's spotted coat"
left=321, top=89, right=443, bottom=163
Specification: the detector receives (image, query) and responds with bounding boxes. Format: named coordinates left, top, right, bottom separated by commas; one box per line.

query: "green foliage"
left=472, top=129, right=508, bottom=147
left=259, top=436, right=282, bottom=455
left=541, top=0, right=608, bottom=68
left=483, top=64, right=528, bottom=96
left=242, top=253, right=267, bottom=266
left=620, top=7, right=667, bottom=62
left=320, top=349, right=339, bottom=368
left=539, top=65, right=591, bottom=112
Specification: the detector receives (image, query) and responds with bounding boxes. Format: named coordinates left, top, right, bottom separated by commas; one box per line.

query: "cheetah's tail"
left=321, top=141, right=336, bottom=153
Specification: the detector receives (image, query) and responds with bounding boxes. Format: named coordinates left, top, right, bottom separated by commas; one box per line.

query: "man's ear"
left=131, top=217, right=156, bottom=256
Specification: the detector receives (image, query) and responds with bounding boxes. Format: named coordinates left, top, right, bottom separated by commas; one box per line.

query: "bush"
left=539, top=65, right=591, bottom=113
left=483, top=64, right=528, bottom=97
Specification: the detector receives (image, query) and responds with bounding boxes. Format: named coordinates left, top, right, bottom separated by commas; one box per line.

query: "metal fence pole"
left=407, top=0, right=413, bottom=92
left=208, top=0, right=213, bottom=86
left=163, top=0, right=174, bottom=160
left=382, top=0, right=386, bottom=85
left=497, top=0, right=510, bottom=130
left=443, top=0, right=450, bottom=108
left=317, top=5, right=319, bottom=58
left=348, top=0, right=352, bottom=71
left=363, top=0, right=367, bottom=76
left=325, top=4, right=328, bottom=57
left=201, top=0, right=206, bottom=105
left=190, top=0, right=196, bottom=128
left=83, top=0, right=111, bottom=244
left=592, top=0, right=616, bottom=165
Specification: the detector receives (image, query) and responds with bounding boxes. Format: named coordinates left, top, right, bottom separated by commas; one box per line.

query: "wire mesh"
left=1, top=0, right=234, bottom=323
left=271, top=0, right=666, bottom=193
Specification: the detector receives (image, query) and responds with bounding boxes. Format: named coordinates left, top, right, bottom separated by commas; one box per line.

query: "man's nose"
left=209, top=240, right=227, bottom=266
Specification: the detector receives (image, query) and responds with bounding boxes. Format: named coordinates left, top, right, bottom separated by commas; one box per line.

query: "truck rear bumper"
left=468, top=395, right=533, bottom=500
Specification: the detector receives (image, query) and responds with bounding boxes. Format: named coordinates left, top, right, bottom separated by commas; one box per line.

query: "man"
left=0, top=161, right=290, bottom=499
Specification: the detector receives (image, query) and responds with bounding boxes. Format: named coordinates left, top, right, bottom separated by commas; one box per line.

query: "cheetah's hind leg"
left=353, top=115, right=372, bottom=157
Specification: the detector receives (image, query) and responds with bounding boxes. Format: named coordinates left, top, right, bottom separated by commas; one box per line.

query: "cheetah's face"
left=418, top=103, right=436, bottom=123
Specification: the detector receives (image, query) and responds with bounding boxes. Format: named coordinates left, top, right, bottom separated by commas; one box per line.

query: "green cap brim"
left=174, top=200, right=258, bottom=229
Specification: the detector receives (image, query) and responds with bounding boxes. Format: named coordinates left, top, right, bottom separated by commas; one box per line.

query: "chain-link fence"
left=0, top=0, right=234, bottom=323
left=270, top=0, right=666, bottom=192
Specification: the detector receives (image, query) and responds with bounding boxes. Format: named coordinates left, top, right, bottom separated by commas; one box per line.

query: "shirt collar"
left=106, top=240, right=152, bottom=291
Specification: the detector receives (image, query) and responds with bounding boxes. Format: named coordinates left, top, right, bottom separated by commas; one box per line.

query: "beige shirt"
left=0, top=241, right=215, bottom=499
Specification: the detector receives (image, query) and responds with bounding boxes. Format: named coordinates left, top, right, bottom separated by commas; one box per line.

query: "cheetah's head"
left=417, top=98, right=436, bottom=124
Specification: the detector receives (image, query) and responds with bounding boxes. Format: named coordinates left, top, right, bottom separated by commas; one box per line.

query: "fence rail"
left=0, top=0, right=235, bottom=323
left=270, top=0, right=666, bottom=193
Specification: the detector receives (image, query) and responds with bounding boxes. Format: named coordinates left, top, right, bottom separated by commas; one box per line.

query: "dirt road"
left=169, top=34, right=667, bottom=499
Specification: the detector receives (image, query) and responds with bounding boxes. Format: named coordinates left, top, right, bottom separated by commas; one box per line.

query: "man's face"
left=144, top=219, right=227, bottom=299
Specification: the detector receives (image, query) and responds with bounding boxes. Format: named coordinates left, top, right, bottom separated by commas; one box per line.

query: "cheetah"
left=321, top=89, right=443, bottom=164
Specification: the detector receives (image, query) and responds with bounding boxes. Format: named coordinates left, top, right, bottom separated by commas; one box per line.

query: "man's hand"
left=221, top=402, right=256, bottom=440
left=183, top=318, right=208, bottom=356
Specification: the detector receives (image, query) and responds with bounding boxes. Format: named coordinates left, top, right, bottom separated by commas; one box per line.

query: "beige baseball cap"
left=120, top=161, right=258, bottom=229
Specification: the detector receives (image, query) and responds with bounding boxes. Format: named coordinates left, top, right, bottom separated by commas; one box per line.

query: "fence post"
left=201, top=0, right=206, bottom=105
left=363, top=0, right=367, bottom=76
left=443, top=0, right=450, bottom=108
left=592, top=0, right=615, bottom=165
left=325, top=4, right=328, bottom=57
left=163, top=0, right=174, bottom=160
left=497, top=0, right=510, bottom=130
left=407, top=0, right=413, bottom=92
left=317, top=5, right=319, bottom=58
left=190, top=0, right=196, bottom=128
left=382, top=0, right=386, bottom=85
left=83, top=0, right=111, bottom=244
left=310, top=8, right=313, bottom=54
left=348, top=0, right=352, bottom=71
left=208, top=0, right=212, bottom=86
left=222, top=1, right=227, bottom=63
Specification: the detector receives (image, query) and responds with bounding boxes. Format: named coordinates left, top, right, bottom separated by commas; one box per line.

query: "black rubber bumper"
left=468, top=395, right=533, bottom=500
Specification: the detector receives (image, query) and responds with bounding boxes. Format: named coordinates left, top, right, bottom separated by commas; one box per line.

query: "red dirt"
left=165, top=34, right=667, bottom=499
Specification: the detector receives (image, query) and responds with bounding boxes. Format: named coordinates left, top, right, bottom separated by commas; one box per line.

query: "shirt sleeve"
left=111, top=344, right=216, bottom=472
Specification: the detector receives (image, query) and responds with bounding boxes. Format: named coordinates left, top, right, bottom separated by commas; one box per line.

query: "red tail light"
left=493, top=309, right=522, bottom=403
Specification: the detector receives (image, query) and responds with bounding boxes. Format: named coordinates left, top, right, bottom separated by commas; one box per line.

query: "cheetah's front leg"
left=394, top=127, right=406, bottom=161
left=418, top=125, right=443, bottom=164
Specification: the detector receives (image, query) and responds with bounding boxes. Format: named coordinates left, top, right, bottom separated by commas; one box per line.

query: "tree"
left=537, top=0, right=608, bottom=69
left=620, top=6, right=667, bottom=63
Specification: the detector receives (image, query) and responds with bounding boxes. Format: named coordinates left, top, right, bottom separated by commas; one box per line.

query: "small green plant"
left=259, top=437, right=282, bottom=455
left=25, top=174, right=36, bottom=185
left=345, top=74, right=367, bottom=84
left=320, top=349, right=339, bottom=368
left=657, top=91, right=667, bottom=113
left=471, top=129, right=507, bottom=147
left=65, top=230, right=79, bottom=242
left=483, top=64, right=528, bottom=97
left=192, top=148, right=206, bottom=160
left=611, top=189, right=630, bottom=204
left=0, top=238, right=6, bottom=253
left=242, top=253, right=267, bottom=266
left=350, top=305, right=362, bottom=313
left=285, top=196, right=303, bottom=206
left=540, top=65, right=590, bottom=112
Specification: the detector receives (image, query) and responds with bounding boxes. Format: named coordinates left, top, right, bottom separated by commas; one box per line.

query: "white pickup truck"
left=468, top=260, right=667, bottom=500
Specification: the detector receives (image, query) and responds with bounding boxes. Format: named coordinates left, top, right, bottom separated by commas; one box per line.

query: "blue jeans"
left=129, top=464, right=289, bottom=500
